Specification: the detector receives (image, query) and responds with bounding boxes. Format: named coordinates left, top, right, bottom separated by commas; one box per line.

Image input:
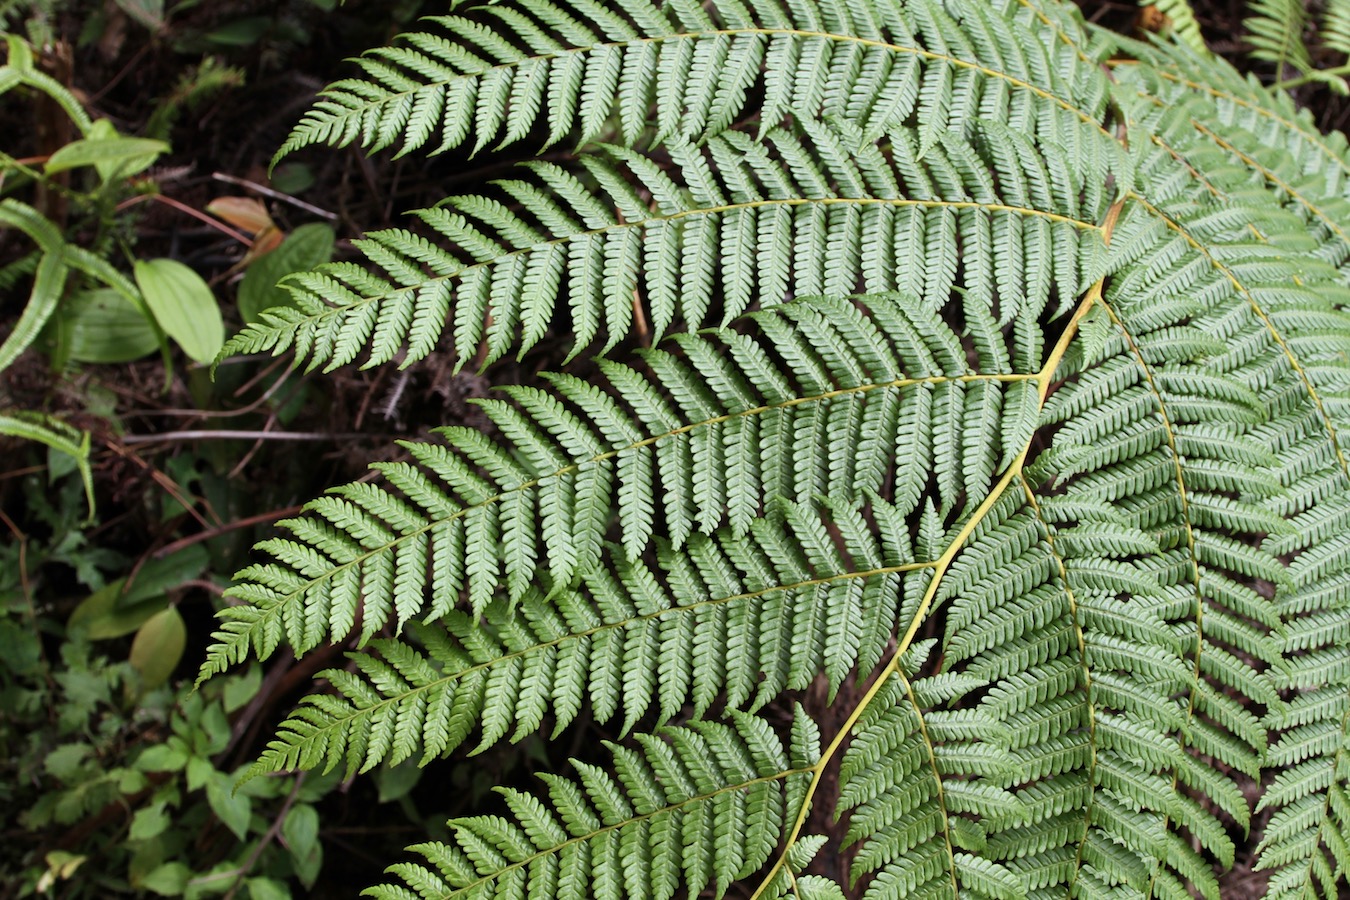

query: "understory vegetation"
left=9, top=0, right=1350, bottom=898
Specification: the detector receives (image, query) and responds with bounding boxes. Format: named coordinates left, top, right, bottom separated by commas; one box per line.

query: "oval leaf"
left=69, top=580, right=166, bottom=640
left=206, top=771, right=252, bottom=840
left=46, top=135, right=168, bottom=180
left=128, top=606, right=186, bottom=692
left=59, top=288, right=160, bottom=363
left=237, top=222, right=335, bottom=323
left=134, top=258, right=224, bottom=364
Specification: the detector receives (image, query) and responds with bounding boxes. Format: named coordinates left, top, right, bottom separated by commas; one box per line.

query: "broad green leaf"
left=113, top=0, right=165, bottom=30
left=68, top=546, right=207, bottom=639
left=129, top=803, right=171, bottom=840
left=237, top=223, right=335, bottom=323
left=282, top=804, right=320, bottom=863
left=129, top=606, right=187, bottom=692
left=0, top=247, right=67, bottom=374
left=45, top=131, right=169, bottom=181
left=206, top=771, right=252, bottom=840
left=247, top=878, right=290, bottom=900
left=204, top=17, right=272, bottom=46
left=140, top=861, right=190, bottom=896
left=373, top=761, right=422, bottom=803
left=134, top=258, right=224, bottom=364
left=44, top=743, right=91, bottom=779
left=136, top=740, right=190, bottom=773
left=57, top=288, right=160, bottom=363
left=69, top=581, right=166, bottom=640
left=222, top=663, right=262, bottom=713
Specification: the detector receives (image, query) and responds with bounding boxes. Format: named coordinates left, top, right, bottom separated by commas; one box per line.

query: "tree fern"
left=271, top=0, right=1108, bottom=162
left=1240, top=0, right=1350, bottom=92
left=200, top=0, right=1350, bottom=896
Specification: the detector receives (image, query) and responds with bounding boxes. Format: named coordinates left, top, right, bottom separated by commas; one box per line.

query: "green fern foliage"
left=368, top=710, right=821, bottom=900
left=236, top=0, right=1122, bottom=372
left=272, top=0, right=1109, bottom=162
left=200, top=288, right=1079, bottom=685
left=1326, top=0, right=1350, bottom=57
left=242, top=495, right=928, bottom=778
left=202, top=0, right=1350, bottom=897
left=1245, top=0, right=1314, bottom=77
left=227, top=118, right=1118, bottom=372
left=1243, top=0, right=1350, bottom=91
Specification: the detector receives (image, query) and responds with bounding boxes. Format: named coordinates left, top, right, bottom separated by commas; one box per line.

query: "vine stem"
left=747, top=198, right=1123, bottom=898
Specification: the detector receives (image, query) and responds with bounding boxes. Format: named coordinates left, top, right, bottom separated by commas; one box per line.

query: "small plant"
left=0, top=469, right=338, bottom=898
left=0, top=23, right=360, bottom=898
left=0, top=32, right=234, bottom=513
left=1139, top=0, right=1350, bottom=94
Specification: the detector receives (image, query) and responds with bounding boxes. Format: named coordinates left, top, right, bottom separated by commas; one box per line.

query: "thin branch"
left=120, top=429, right=378, bottom=444
left=117, top=193, right=254, bottom=246
left=211, top=172, right=338, bottom=221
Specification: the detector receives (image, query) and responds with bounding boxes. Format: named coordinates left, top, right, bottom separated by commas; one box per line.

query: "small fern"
left=201, top=0, right=1350, bottom=897
left=1244, top=0, right=1350, bottom=91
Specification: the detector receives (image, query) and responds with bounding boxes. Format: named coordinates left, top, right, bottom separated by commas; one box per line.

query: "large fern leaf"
left=368, top=709, right=821, bottom=900
left=200, top=0, right=1350, bottom=897
left=239, top=0, right=1122, bottom=372
left=199, top=289, right=1069, bottom=682
left=228, top=118, right=1120, bottom=372
left=273, top=0, right=1107, bottom=163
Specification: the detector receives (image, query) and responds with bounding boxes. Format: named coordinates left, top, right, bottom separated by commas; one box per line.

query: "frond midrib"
left=1127, top=190, right=1350, bottom=477
left=1097, top=279, right=1212, bottom=899
left=1116, top=62, right=1350, bottom=186
left=1188, top=120, right=1350, bottom=254
left=430, top=766, right=815, bottom=900
left=1278, top=702, right=1350, bottom=887
left=1019, top=481, right=1101, bottom=891
left=746, top=253, right=1119, bottom=896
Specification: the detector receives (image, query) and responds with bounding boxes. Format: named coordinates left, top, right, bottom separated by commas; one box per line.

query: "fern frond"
left=1072, top=44, right=1350, bottom=893
left=366, top=708, right=820, bottom=900
left=227, top=119, right=1118, bottom=372
left=273, top=0, right=1109, bottom=165
left=839, top=656, right=1025, bottom=899
left=1245, top=0, right=1315, bottom=78
left=201, top=289, right=1069, bottom=682
left=246, top=497, right=922, bottom=777
left=1259, top=504, right=1350, bottom=898
left=204, top=0, right=1350, bottom=896
left=1325, top=0, right=1350, bottom=56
